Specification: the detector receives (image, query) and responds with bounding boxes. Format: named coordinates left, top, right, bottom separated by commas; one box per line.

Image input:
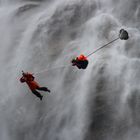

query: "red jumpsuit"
left=20, top=72, right=50, bottom=100
left=20, top=73, right=40, bottom=91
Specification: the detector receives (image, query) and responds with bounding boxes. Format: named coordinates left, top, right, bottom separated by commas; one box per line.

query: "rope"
left=86, top=37, right=120, bottom=57
left=34, top=37, right=120, bottom=75
left=34, top=64, right=71, bottom=75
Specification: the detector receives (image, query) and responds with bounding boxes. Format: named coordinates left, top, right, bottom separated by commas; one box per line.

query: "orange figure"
left=20, top=71, right=50, bottom=100
left=71, top=54, right=89, bottom=69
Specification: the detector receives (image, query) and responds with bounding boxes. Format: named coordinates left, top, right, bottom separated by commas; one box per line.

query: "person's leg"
left=77, top=65, right=82, bottom=69
left=77, top=61, right=82, bottom=69
left=32, top=90, right=43, bottom=100
left=36, top=87, right=51, bottom=92
left=82, top=60, right=88, bottom=69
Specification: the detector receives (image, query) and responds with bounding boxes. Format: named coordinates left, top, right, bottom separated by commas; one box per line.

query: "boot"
left=40, top=95, right=43, bottom=101
left=47, top=89, right=51, bottom=93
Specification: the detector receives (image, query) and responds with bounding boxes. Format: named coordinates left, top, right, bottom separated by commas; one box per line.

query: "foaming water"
left=0, top=0, right=140, bottom=140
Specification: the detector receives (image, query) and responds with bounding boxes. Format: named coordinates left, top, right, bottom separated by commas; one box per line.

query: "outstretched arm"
left=23, top=71, right=34, bottom=79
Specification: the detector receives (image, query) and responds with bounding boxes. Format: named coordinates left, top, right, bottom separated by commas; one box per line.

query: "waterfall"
left=0, top=0, right=140, bottom=140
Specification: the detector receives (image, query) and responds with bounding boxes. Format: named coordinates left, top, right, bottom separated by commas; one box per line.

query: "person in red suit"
left=20, top=71, right=50, bottom=100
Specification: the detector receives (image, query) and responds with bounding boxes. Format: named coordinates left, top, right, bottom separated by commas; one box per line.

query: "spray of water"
left=0, top=0, right=140, bottom=140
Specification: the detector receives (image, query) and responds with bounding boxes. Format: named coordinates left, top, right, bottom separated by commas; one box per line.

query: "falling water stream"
left=0, top=0, right=140, bottom=140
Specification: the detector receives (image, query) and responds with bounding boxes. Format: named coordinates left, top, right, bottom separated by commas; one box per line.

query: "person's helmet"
left=78, top=54, right=86, bottom=60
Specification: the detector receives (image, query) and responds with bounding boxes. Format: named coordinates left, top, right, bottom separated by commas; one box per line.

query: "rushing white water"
left=0, top=0, right=140, bottom=140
